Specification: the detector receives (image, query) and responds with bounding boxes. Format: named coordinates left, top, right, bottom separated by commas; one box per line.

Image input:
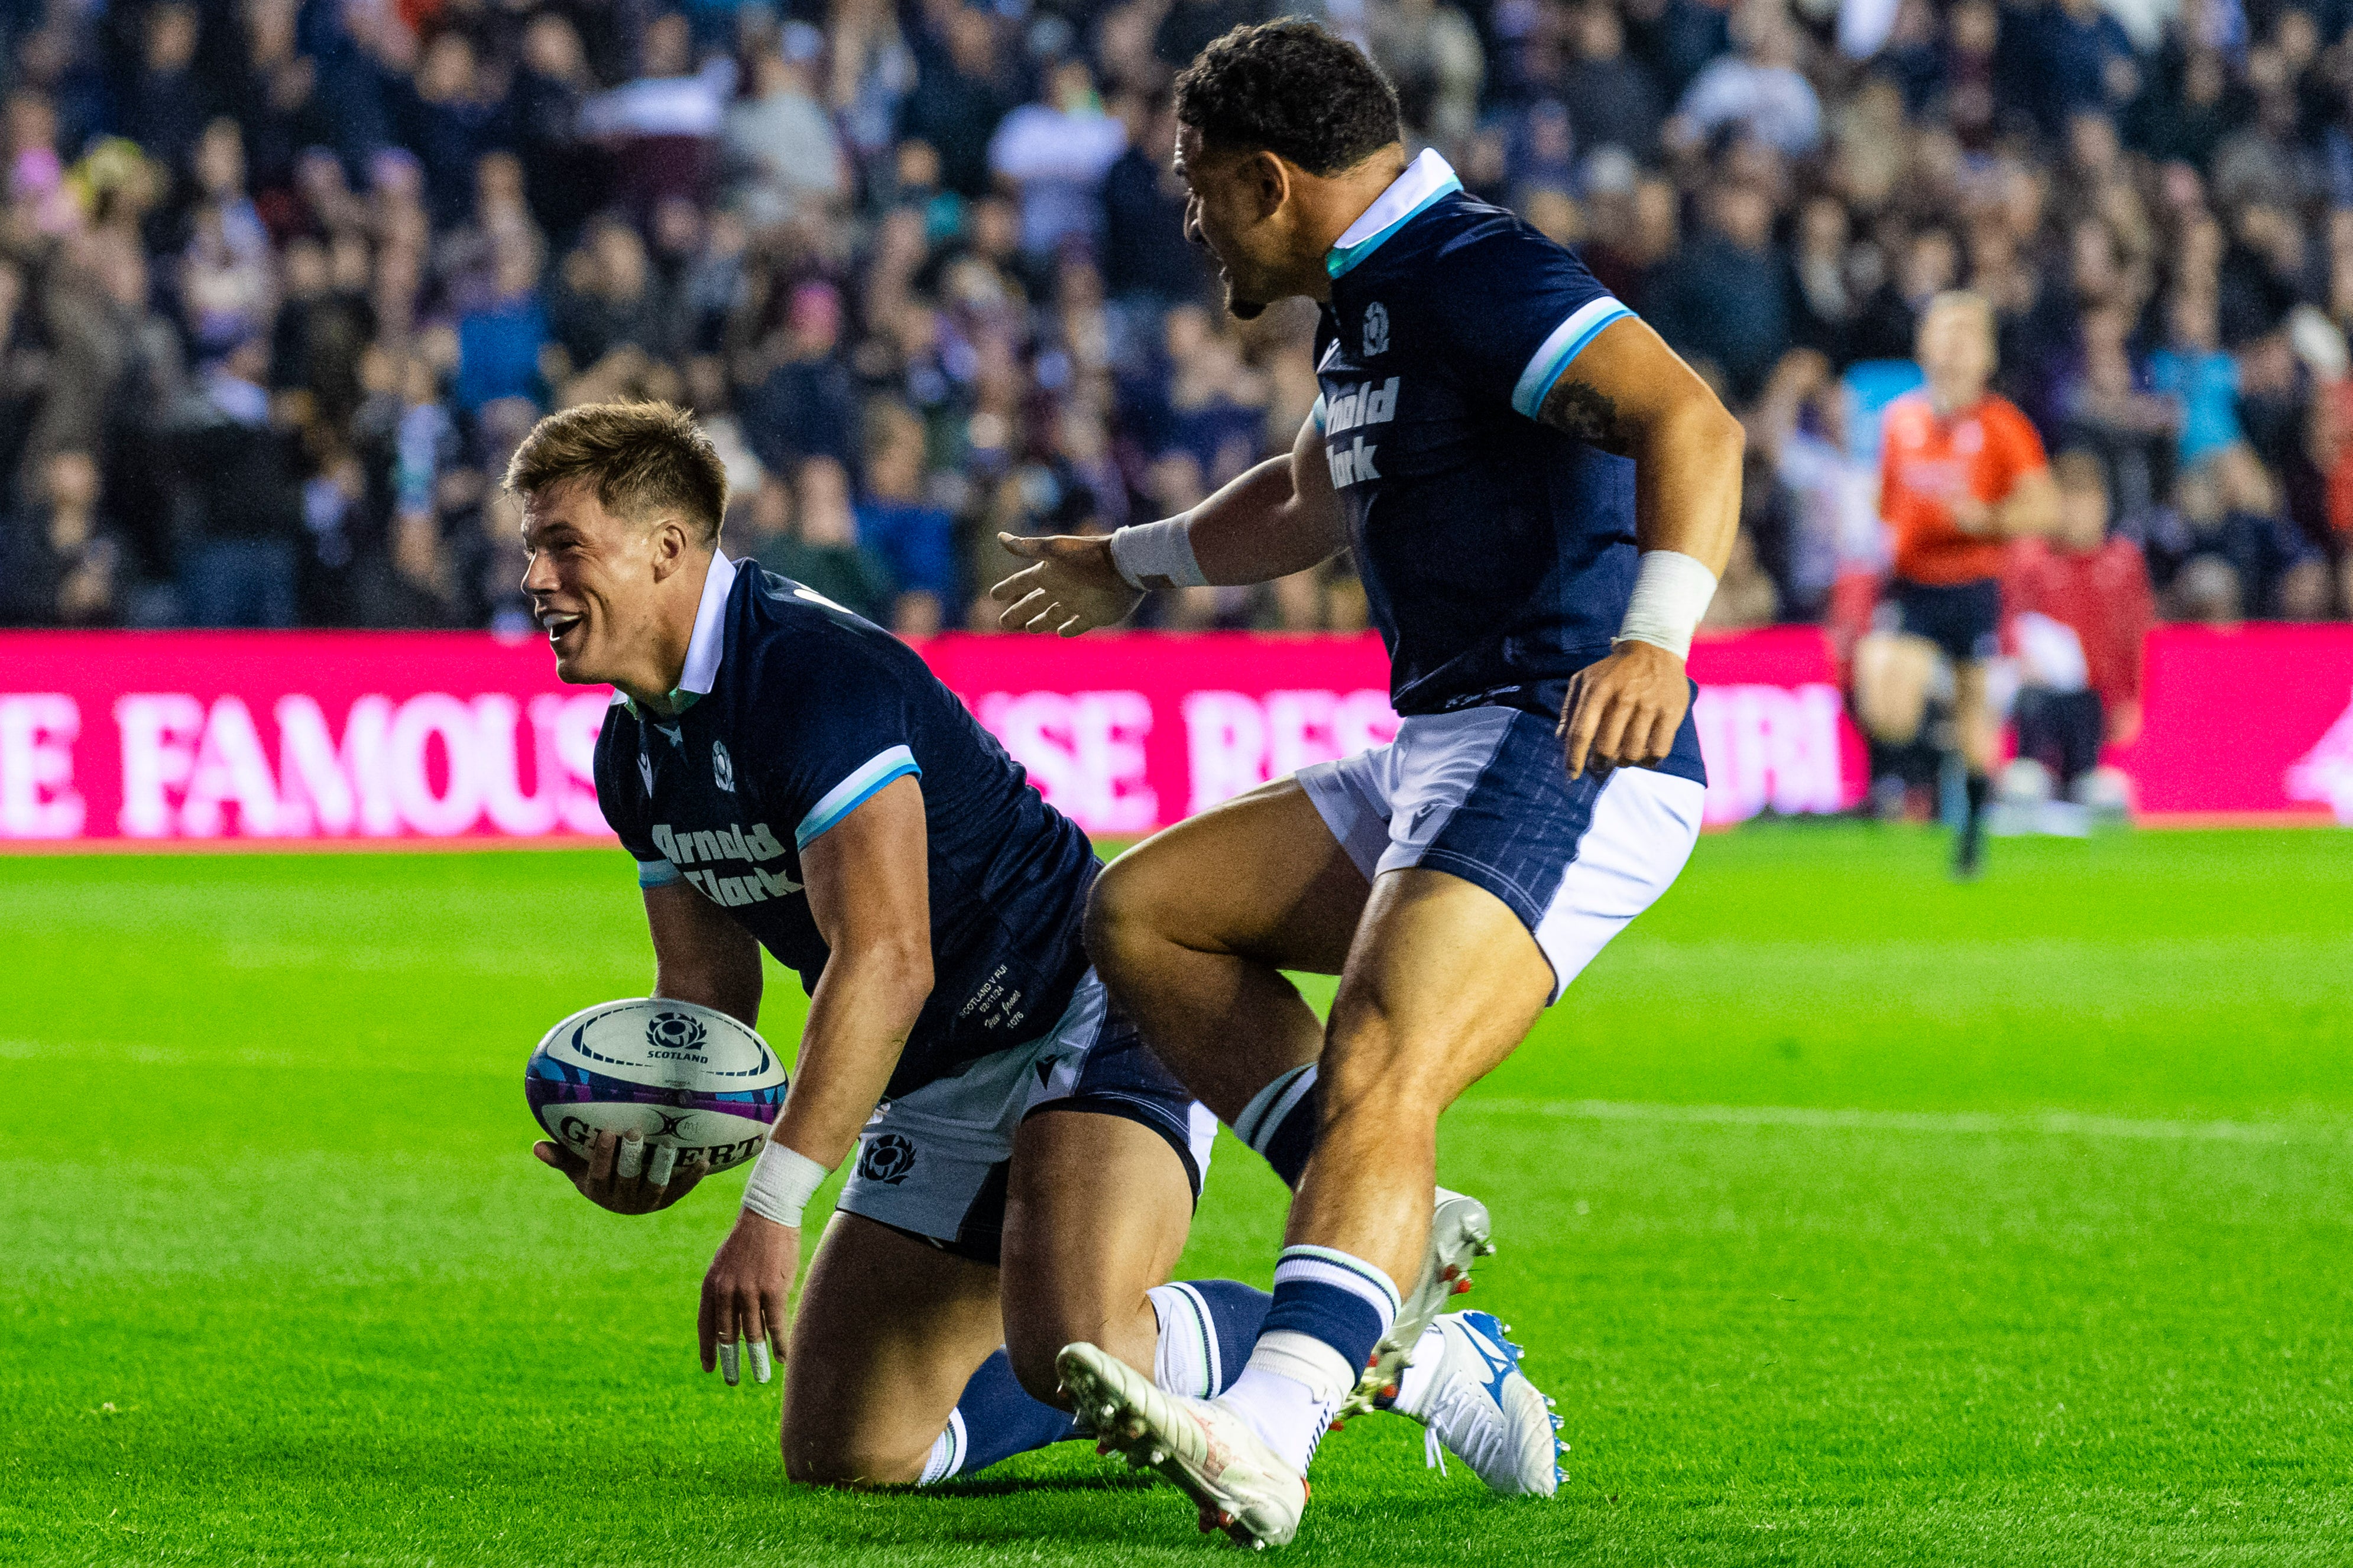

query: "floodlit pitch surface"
left=5, top=826, right=2351, bottom=1566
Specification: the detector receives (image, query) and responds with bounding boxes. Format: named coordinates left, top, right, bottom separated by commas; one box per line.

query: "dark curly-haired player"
left=993, top=20, right=1745, bottom=1547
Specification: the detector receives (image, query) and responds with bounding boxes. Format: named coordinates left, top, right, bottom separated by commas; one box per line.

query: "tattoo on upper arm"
left=1539, top=375, right=1635, bottom=456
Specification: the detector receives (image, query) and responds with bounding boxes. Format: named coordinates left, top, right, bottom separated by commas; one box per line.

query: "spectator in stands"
left=0, top=0, right=2340, bottom=648
left=1558, top=2, right=1666, bottom=163
left=857, top=401, right=955, bottom=636
left=754, top=462, right=894, bottom=624
left=172, top=337, right=305, bottom=628
left=1, top=451, right=120, bottom=626
left=988, top=59, right=1129, bottom=262
left=2002, top=451, right=2154, bottom=817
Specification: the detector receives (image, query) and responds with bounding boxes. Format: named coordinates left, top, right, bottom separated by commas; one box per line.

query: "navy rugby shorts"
left=1298, top=706, right=1704, bottom=1003
left=838, top=970, right=1216, bottom=1265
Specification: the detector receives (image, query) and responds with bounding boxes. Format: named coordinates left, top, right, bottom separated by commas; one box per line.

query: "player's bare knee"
left=1082, top=854, right=1165, bottom=979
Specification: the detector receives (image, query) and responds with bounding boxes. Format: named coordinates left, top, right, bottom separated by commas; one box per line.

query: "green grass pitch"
left=5, top=824, right=2352, bottom=1565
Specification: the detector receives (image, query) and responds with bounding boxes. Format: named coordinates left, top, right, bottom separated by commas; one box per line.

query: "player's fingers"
left=995, top=587, right=1052, bottom=628
left=1589, top=690, right=1635, bottom=769
left=697, top=1283, right=719, bottom=1372
left=712, top=1292, right=738, bottom=1382
left=996, top=532, right=1051, bottom=560
left=615, top=1129, right=646, bottom=1182
left=718, top=1337, right=740, bottom=1386
left=759, top=1287, right=789, bottom=1361
left=1555, top=671, right=1583, bottom=738
left=987, top=563, right=1039, bottom=603
left=662, top=1152, right=708, bottom=1208
left=533, top=1140, right=586, bottom=1178
left=748, top=1337, right=773, bottom=1385
left=645, top=1142, right=678, bottom=1193
left=1562, top=686, right=1602, bottom=778
left=1641, top=704, right=1678, bottom=765
left=584, top=1129, right=617, bottom=1197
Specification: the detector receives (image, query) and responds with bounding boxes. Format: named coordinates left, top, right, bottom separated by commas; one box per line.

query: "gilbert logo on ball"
left=526, top=998, right=786, bottom=1173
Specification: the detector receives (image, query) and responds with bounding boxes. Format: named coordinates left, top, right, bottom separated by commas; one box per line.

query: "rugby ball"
left=525, top=998, right=787, bottom=1172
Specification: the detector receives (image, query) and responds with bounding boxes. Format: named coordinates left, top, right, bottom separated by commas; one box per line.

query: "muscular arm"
left=696, top=774, right=935, bottom=1375
left=988, top=414, right=1347, bottom=633
left=766, top=773, right=935, bottom=1170
left=1537, top=315, right=1743, bottom=572
left=643, top=880, right=764, bottom=1027
left=1541, top=317, right=1747, bottom=776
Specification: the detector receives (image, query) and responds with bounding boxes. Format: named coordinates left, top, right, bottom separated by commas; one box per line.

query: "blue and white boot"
left=1378, top=1310, right=1565, bottom=1497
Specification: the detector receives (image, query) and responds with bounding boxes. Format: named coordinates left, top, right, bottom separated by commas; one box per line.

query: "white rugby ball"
left=525, top=998, right=787, bottom=1173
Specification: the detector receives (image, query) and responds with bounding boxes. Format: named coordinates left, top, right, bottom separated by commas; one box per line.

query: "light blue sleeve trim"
left=637, top=858, right=682, bottom=889
left=1509, top=297, right=1634, bottom=420
left=1308, top=392, right=1327, bottom=433
left=795, top=745, right=922, bottom=851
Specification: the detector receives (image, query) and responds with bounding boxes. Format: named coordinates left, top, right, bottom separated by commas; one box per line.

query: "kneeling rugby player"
left=510, top=400, right=1553, bottom=1493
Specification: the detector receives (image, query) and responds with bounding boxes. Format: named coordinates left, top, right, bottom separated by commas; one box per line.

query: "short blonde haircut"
left=504, top=400, right=730, bottom=547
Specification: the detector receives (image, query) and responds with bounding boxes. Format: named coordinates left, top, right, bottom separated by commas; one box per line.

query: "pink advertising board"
left=0, top=624, right=2342, bottom=848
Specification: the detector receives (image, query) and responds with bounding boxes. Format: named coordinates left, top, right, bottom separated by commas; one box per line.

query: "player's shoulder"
left=1387, top=192, right=1592, bottom=286
left=722, top=564, right=930, bottom=711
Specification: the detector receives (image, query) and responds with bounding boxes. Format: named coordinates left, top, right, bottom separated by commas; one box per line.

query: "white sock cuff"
left=1273, top=1245, right=1402, bottom=1329
left=916, top=1408, right=966, bottom=1485
left=1246, top=1329, right=1357, bottom=1403
left=1148, top=1282, right=1218, bottom=1398
left=1232, top=1063, right=1316, bottom=1153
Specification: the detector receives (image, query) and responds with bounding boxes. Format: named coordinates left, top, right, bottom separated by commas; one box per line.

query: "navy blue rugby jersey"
left=1312, top=150, right=1704, bottom=785
left=591, top=554, right=1099, bottom=1100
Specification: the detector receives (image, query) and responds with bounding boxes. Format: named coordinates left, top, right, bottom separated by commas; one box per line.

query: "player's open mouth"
left=540, top=611, right=584, bottom=648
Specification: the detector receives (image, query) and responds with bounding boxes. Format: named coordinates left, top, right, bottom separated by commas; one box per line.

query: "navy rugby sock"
left=918, top=1349, right=1082, bottom=1484
left=1233, top=1063, right=1321, bottom=1188
left=1220, top=1246, right=1400, bottom=1473
left=1146, top=1278, right=1272, bottom=1397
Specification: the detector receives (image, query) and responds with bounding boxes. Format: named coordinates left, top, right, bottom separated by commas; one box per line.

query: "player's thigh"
left=998, top=1106, right=1196, bottom=1400
left=1324, top=866, right=1556, bottom=1113
left=1087, top=776, right=1368, bottom=976
left=1854, top=630, right=1937, bottom=741
left=782, top=1210, right=1003, bottom=1486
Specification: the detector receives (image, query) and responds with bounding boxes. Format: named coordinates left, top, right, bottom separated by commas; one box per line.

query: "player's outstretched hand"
left=699, top=1210, right=798, bottom=1387
left=534, top=1129, right=708, bottom=1216
left=1558, top=642, right=1692, bottom=779
left=990, top=533, right=1143, bottom=635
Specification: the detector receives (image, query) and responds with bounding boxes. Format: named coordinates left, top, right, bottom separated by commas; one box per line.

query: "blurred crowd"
left=2, top=0, right=2352, bottom=641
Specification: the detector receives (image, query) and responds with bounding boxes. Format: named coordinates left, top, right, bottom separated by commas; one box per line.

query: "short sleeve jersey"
left=1311, top=150, right=1704, bottom=785
left=592, top=559, right=1098, bottom=1100
left=1878, top=390, right=2049, bottom=586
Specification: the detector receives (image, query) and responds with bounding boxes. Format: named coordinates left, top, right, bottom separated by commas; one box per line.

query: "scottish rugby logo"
left=857, top=1132, right=916, bottom=1185
left=644, top=1012, right=708, bottom=1059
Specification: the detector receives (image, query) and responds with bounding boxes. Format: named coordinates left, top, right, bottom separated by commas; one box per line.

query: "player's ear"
left=647, top=515, right=690, bottom=582
left=1244, top=151, right=1290, bottom=221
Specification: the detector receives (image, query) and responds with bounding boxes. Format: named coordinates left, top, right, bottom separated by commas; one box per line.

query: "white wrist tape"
left=1107, top=515, right=1207, bottom=590
left=740, top=1140, right=830, bottom=1229
left=1613, top=550, right=1719, bottom=660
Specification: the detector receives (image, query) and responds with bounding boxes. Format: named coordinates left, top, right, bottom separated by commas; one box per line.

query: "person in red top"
left=2004, top=450, right=2155, bottom=797
left=1856, top=291, right=2058, bottom=875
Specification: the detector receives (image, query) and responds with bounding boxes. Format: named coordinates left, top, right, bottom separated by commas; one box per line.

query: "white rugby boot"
left=1057, top=1341, right=1308, bottom=1550
left=1382, top=1310, right=1564, bottom=1496
left=1340, top=1186, right=1495, bottom=1418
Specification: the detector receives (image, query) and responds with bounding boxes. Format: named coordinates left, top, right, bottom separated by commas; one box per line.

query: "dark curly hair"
left=1172, top=20, right=1402, bottom=177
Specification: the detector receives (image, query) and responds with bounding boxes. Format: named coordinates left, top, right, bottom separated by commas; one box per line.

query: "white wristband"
left=1107, top=515, right=1208, bottom=590
left=1613, top=550, right=1719, bottom=660
left=740, top=1140, right=830, bottom=1229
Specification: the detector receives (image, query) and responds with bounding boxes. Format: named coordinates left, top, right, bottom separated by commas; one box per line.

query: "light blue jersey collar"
left=1326, top=150, right=1462, bottom=281
left=618, top=551, right=738, bottom=718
